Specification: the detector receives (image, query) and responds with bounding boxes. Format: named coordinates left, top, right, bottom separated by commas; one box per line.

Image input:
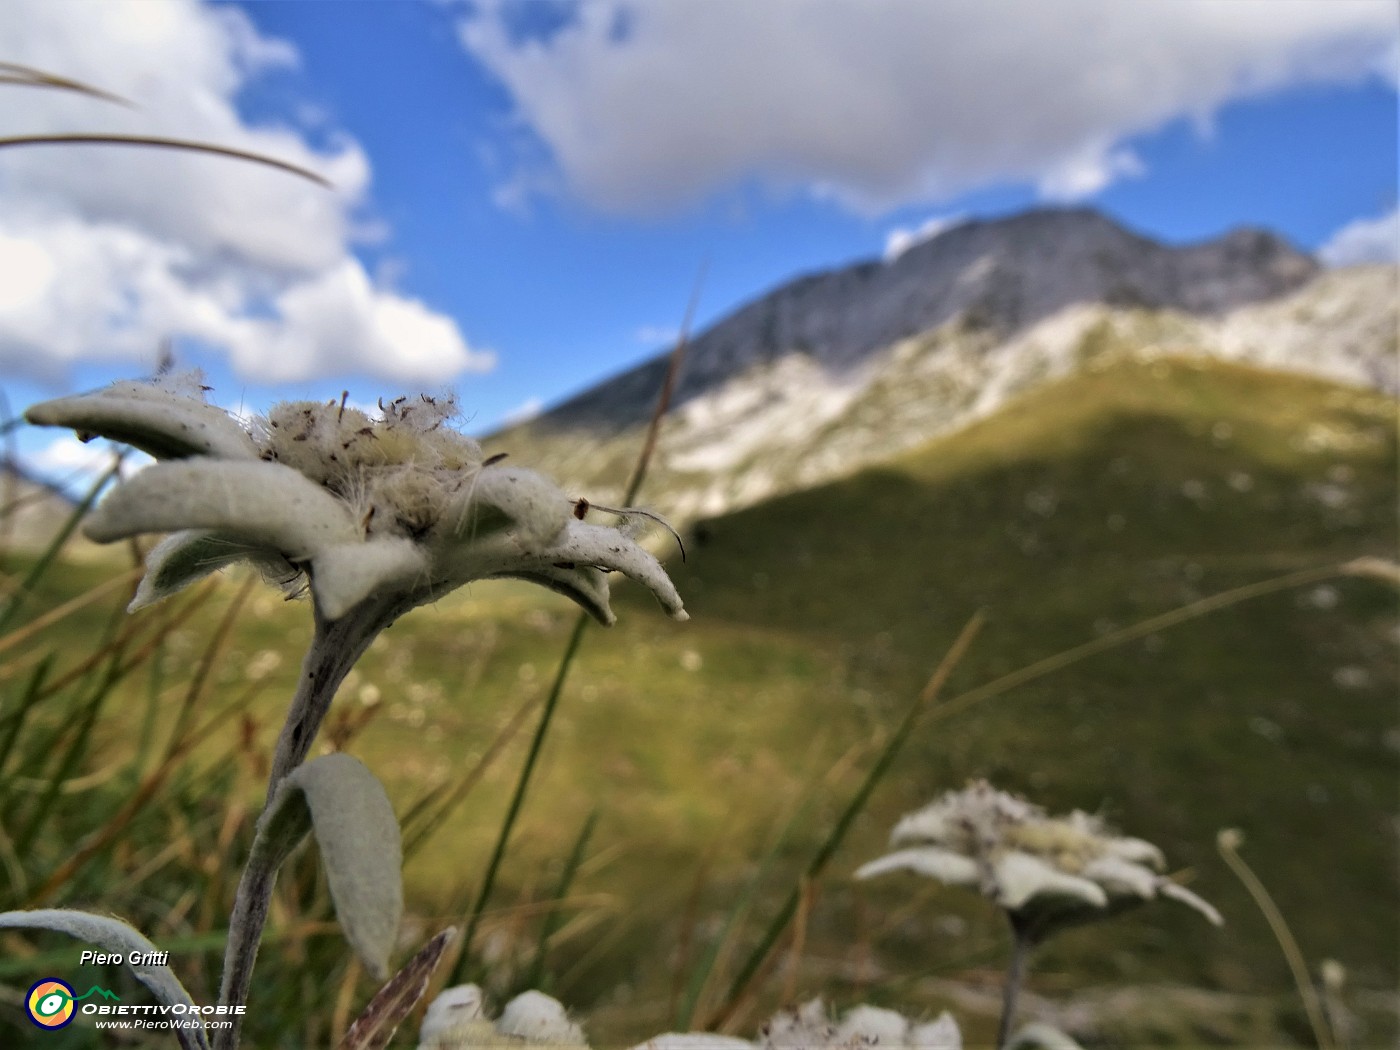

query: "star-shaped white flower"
left=26, top=376, right=687, bottom=628
left=855, top=780, right=1221, bottom=938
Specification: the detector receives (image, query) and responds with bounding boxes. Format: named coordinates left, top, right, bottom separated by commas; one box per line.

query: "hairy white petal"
left=911, top=1012, right=962, bottom=1050
left=84, top=460, right=358, bottom=559
left=548, top=520, right=687, bottom=620
left=628, top=1036, right=755, bottom=1050
left=837, top=1005, right=908, bottom=1045
left=1081, top=856, right=1159, bottom=900
left=1106, top=837, right=1166, bottom=870
left=438, top=521, right=687, bottom=622
left=890, top=807, right=956, bottom=846
left=1159, top=881, right=1224, bottom=926
left=496, top=990, right=586, bottom=1045
left=312, top=538, right=429, bottom=620
left=421, top=985, right=486, bottom=1043
left=854, top=846, right=980, bottom=886
left=994, top=851, right=1107, bottom=911
left=26, top=386, right=258, bottom=461
left=1006, top=1023, right=1086, bottom=1050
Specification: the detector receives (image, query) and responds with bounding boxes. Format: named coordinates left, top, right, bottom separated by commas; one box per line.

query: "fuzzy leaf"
left=0, top=909, right=208, bottom=1050
left=84, top=460, right=358, bottom=559
left=1080, top=855, right=1160, bottom=899
left=26, top=384, right=258, bottom=462
left=250, top=754, right=402, bottom=979
left=340, top=928, right=455, bottom=1050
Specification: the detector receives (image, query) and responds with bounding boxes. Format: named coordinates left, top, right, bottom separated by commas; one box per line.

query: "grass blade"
left=0, top=134, right=330, bottom=187
left=521, top=807, right=598, bottom=992
left=448, top=268, right=704, bottom=983
left=706, top=610, right=985, bottom=1030
left=0, top=459, right=119, bottom=636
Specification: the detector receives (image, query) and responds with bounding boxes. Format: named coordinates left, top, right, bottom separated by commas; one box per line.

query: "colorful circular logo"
left=26, top=978, right=76, bottom=1029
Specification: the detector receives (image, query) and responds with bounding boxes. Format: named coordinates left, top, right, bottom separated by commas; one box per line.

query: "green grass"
left=2, top=356, right=1395, bottom=1047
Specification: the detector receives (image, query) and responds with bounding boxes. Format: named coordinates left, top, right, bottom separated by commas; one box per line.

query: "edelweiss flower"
left=856, top=780, right=1221, bottom=938
left=418, top=986, right=587, bottom=1050
left=759, top=997, right=962, bottom=1050
left=25, top=374, right=687, bottom=627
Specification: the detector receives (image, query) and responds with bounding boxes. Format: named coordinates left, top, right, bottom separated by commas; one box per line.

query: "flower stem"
left=214, top=602, right=394, bottom=1050
left=996, top=918, right=1033, bottom=1050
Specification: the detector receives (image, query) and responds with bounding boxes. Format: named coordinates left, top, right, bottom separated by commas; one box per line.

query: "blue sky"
left=1, top=0, right=1396, bottom=486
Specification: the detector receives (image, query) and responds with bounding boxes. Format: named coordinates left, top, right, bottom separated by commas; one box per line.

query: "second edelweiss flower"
left=856, top=780, right=1222, bottom=935
left=26, top=375, right=687, bottom=626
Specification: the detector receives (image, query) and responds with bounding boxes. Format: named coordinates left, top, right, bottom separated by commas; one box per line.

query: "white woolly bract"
left=1006, top=1023, right=1086, bottom=1050
left=452, top=466, right=570, bottom=547
left=496, top=990, right=587, bottom=1046
left=628, top=1036, right=755, bottom=1050
left=835, top=1004, right=908, bottom=1045
left=311, top=538, right=429, bottom=621
left=993, top=850, right=1107, bottom=911
left=1079, top=855, right=1159, bottom=899
left=420, top=984, right=487, bottom=1044
left=910, top=1012, right=962, bottom=1050
left=1160, top=881, right=1224, bottom=926
left=25, top=380, right=259, bottom=462
left=854, top=847, right=980, bottom=886
left=84, top=459, right=358, bottom=556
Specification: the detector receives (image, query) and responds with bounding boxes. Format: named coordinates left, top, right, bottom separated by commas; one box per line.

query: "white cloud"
left=883, top=213, right=965, bottom=262
left=1318, top=208, right=1399, bottom=267
left=460, top=0, right=1398, bottom=216
left=0, top=0, right=490, bottom=385
left=1036, top=145, right=1146, bottom=203
left=26, top=435, right=153, bottom=483
left=635, top=324, right=680, bottom=346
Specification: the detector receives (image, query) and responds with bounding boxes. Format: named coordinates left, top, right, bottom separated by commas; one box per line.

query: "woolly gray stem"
left=996, top=916, right=1034, bottom=1050
left=213, top=599, right=398, bottom=1050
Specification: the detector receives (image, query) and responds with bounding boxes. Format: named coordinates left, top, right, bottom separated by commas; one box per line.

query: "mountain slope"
left=492, top=208, right=1395, bottom=520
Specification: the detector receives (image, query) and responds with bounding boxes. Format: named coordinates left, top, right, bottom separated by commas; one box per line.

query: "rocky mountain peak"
left=497, top=207, right=1386, bottom=520
left=540, top=207, right=1318, bottom=434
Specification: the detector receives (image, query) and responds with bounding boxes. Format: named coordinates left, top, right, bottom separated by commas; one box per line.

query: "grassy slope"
left=3, top=357, right=1394, bottom=1047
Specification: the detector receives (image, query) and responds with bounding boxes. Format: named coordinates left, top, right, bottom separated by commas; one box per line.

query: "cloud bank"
left=0, top=0, right=491, bottom=385
left=1319, top=208, right=1399, bottom=267
left=460, top=0, right=1398, bottom=216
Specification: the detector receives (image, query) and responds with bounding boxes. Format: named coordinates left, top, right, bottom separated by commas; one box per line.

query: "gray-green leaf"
left=249, top=753, right=402, bottom=979
left=0, top=908, right=208, bottom=1050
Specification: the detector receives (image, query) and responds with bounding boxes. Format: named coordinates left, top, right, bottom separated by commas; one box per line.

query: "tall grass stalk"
left=707, top=610, right=986, bottom=1031
left=449, top=268, right=703, bottom=983
left=522, top=807, right=599, bottom=992
left=1218, top=829, right=1337, bottom=1050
